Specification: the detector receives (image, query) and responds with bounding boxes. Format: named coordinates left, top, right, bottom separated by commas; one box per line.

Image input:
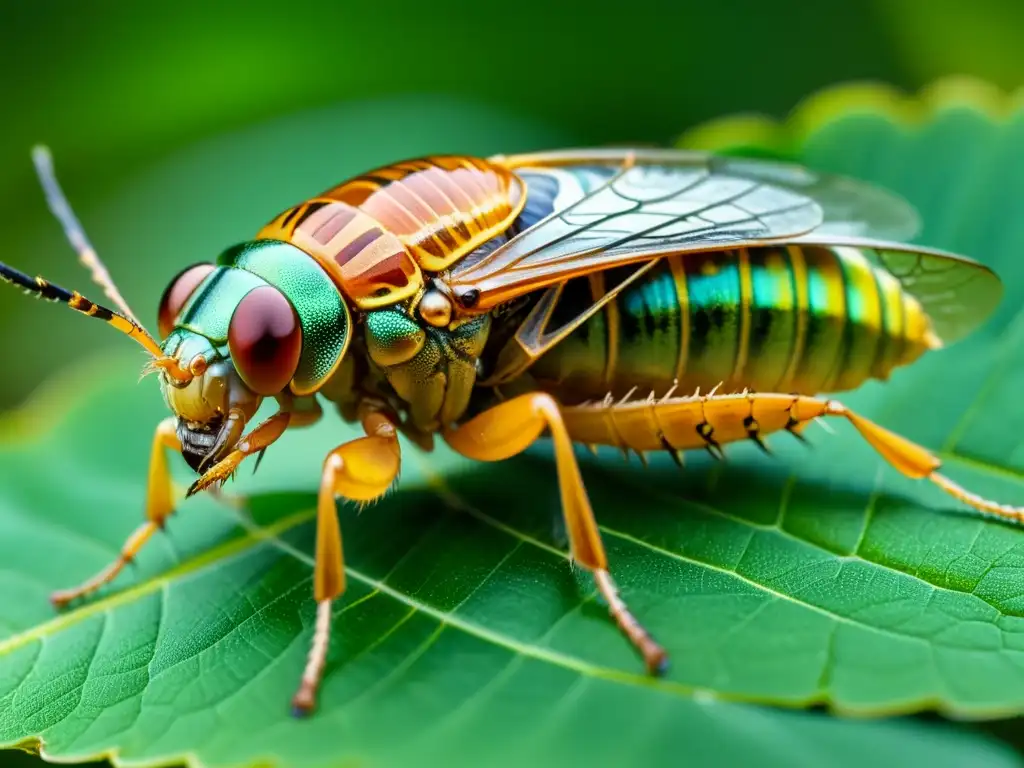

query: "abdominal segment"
left=559, top=390, right=827, bottom=454
left=528, top=245, right=935, bottom=402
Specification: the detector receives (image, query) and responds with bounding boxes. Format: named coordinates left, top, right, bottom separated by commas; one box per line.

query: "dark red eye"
left=228, top=285, right=302, bottom=395
left=158, top=263, right=215, bottom=337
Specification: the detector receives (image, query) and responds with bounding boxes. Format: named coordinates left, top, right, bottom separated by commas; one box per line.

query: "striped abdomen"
left=528, top=245, right=937, bottom=401
left=258, top=156, right=525, bottom=310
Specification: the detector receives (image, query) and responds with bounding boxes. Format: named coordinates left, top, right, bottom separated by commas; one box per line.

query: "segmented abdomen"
left=529, top=245, right=936, bottom=401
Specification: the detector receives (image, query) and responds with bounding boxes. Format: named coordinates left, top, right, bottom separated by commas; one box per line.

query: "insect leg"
left=292, top=410, right=401, bottom=716
left=50, top=417, right=181, bottom=608
left=256, top=396, right=321, bottom=475
left=205, top=397, right=326, bottom=508
left=822, top=400, right=1024, bottom=523
left=443, top=393, right=667, bottom=675
left=187, top=411, right=291, bottom=496
left=559, top=389, right=1024, bottom=525
left=280, top=394, right=323, bottom=428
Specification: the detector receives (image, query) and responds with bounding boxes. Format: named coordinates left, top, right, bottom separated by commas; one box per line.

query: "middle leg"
left=291, top=408, right=402, bottom=716
left=444, top=392, right=668, bottom=674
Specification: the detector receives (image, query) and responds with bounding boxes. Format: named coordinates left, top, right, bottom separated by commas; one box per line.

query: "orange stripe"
left=425, top=168, right=479, bottom=241
left=390, top=178, right=451, bottom=257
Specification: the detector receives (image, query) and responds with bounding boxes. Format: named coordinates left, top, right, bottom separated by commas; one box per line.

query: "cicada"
left=1, top=146, right=1009, bottom=716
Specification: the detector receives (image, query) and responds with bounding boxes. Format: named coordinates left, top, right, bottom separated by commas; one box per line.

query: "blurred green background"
left=3, top=0, right=1024, bottom=765
left=4, top=0, right=1024, bottom=409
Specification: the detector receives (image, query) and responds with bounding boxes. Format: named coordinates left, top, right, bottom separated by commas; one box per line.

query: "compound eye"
left=158, top=263, right=215, bottom=337
left=228, top=285, right=302, bottom=395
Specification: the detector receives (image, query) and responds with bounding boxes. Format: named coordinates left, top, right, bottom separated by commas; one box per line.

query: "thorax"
left=318, top=303, right=493, bottom=435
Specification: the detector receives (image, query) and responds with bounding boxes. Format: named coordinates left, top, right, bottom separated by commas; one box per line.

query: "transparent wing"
left=715, top=155, right=920, bottom=241
left=449, top=148, right=921, bottom=311
left=792, top=234, right=1002, bottom=344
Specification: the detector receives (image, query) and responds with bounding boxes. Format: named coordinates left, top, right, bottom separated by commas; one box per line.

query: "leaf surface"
left=3, top=80, right=1024, bottom=767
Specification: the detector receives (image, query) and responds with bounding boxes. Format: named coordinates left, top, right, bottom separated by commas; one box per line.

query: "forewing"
left=505, top=149, right=921, bottom=241
left=792, top=234, right=1002, bottom=344
left=717, top=155, right=920, bottom=241
left=449, top=149, right=921, bottom=311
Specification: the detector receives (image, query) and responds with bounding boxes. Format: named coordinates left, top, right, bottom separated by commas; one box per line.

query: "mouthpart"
left=177, top=416, right=223, bottom=473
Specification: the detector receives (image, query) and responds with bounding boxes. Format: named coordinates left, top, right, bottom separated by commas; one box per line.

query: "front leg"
left=205, top=395, right=324, bottom=509
left=277, top=392, right=323, bottom=428
left=187, top=411, right=291, bottom=496
left=50, top=417, right=181, bottom=607
left=443, top=393, right=668, bottom=675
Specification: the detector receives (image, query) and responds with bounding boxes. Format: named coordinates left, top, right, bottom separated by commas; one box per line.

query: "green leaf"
left=4, top=80, right=1024, bottom=766
left=0, top=361, right=1019, bottom=768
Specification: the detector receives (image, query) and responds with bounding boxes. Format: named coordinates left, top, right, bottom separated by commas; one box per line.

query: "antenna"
left=0, top=147, right=192, bottom=383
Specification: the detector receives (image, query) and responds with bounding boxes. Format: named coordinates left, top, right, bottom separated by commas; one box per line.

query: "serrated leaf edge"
left=678, top=75, right=1024, bottom=154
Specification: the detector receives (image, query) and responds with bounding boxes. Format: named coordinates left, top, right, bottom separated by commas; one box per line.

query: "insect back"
left=160, top=239, right=351, bottom=471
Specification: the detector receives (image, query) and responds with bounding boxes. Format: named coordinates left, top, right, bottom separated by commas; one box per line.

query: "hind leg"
left=559, top=389, right=1024, bottom=522
left=821, top=400, right=1024, bottom=521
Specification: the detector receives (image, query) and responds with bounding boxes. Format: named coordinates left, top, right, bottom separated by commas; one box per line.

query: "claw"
left=252, top=448, right=268, bottom=475
left=187, top=450, right=244, bottom=497
left=50, top=590, right=78, bottom=610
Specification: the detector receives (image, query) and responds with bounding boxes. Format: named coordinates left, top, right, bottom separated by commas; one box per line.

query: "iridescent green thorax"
left=173, top=240, right=351, bottom=396
left=364, top=308, right=492, bottom=430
